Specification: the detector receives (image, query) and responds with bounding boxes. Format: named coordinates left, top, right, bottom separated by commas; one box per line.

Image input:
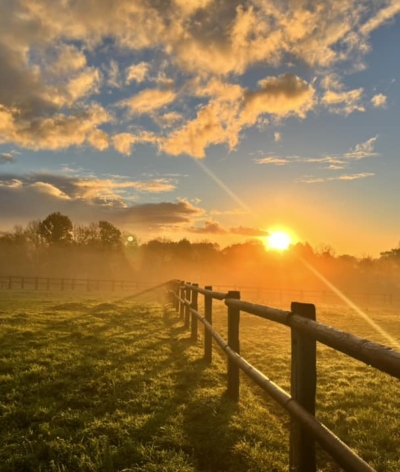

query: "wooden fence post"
left=35, top=277, right=39, bottom=290
left=204, top=285, right=213, bottom=363
left=46, top=278, right=50, bottom=291
left=21, top=277, right=25, bottom=289
left=191, top=284, right=198, bottom=341
left=168, top=280, right=174, bottom=306
left=290, top=302, right=317, bottom=472
left=227, top=290, right=241, bottom=402
left=175, top=280, right=180, bottom=312
left=179, top=282, right=185, bottom=320
left=184, top=283, right=191, bottom=329
left=8, top=276, right=12, bottom=289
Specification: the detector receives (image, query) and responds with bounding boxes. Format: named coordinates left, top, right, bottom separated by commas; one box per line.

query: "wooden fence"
left=167, top=280, right=400, bottom=472
left=212, top=284, right=400, bottom=307
left=2, top=275, right=398, bottom=307
left=0, top=275, right=154, bottom=292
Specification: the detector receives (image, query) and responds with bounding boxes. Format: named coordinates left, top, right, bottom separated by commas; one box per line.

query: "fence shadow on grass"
left=158, top=306, right=246, bottom=471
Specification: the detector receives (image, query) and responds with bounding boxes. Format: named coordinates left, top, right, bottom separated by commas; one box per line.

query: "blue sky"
left=1, top=0, right=400, bottom=256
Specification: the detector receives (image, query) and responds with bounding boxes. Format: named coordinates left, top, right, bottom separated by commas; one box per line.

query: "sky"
left=0, top=0, right=400, bottom=257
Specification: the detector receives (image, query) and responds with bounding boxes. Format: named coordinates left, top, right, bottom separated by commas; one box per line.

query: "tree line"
left=0, top=212, right=399, bottom=293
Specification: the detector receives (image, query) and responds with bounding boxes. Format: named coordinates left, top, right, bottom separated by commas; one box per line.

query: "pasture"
left=0, top=290, right=399, bottom=471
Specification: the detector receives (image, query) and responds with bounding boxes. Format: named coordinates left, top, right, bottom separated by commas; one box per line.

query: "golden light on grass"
left=266, top=231, right=292, bottom=251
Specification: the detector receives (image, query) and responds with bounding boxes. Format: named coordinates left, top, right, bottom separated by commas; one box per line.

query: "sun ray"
left=193, top=159, right=256, bottom=217
left=300, top=257, right=400, bottom=350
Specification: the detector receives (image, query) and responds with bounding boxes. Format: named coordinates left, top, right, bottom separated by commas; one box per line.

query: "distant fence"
left=166, top=279, right=400, bottom=472
left=213, top=284, right=400, bottom=307
left=0, top=275, right=155, bottom=292
left=1, top=275, right=399, bottom=307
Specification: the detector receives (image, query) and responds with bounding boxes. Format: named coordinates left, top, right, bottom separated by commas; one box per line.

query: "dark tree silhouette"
left=380, top=246, right=400, bottom=263
left=98, top=220, right=122, bottom=249
left=38, top=212, right=73, bottom=245
left=73, top=223, right=99, bottom=246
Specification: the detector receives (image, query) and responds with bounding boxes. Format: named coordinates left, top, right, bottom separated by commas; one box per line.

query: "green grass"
left=0, top=291, right=399, bottom=471
left=209, top=302, right=400, bottom=472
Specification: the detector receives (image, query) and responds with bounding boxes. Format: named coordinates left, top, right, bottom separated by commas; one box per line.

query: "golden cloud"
left=126, top=62, right=149, bottom=84
left=112, top=131, right=158, bottom=155
left=0, top=103, right=109, bottom=151
left=66, top=68, right=101, bottom=103
left=187, top=220, right=227, bottom=234
left=0, top=0, right=398, bottom=155
left=371, top=93, right=387, bottom=108
left=162, top=74, right=314, bottom=157
left=0, top=174, right=199, bottom=226
left=242, top=73, right=315, bottom=122
left=119, top=88, right=177, bottom=115
left=47, top=44, right=87, bottom=76
left=88, top=129, right=110, bottom=151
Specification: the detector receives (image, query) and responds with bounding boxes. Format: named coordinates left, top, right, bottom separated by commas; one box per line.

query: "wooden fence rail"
left=1, top=275, right=399, bottom=306
left=0, top=275, right=155, bottom=293
left=167, top=279, right=400, bottom=472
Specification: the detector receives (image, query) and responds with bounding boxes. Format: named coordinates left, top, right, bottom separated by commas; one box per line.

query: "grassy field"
left=0, top=290, right=399, bottom=471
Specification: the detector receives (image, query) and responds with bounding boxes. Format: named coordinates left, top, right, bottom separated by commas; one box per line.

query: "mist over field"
left=1, top=213, right=400, bottom=304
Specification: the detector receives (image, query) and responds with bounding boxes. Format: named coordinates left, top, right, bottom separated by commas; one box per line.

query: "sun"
left=267, top=231, right=292, bottom=251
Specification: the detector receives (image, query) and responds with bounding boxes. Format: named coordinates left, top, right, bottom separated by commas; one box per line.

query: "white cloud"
left=297, top=173, right=375, bottom=184
left=256, top=156, right=289, bottom=165
left=256, top=155, right=346, bottom=166
left=344, top=136, right=379, bottom=159
left=0, top=153, right=16, bottom=164
left=256, top=137, right=379, bottom=176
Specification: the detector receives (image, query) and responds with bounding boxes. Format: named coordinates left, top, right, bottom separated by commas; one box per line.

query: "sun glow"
left=267, top=231, right=292, bottom=251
